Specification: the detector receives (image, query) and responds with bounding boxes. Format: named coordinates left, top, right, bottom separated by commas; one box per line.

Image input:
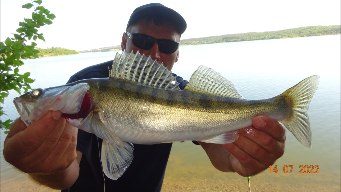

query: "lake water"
left=1, top=35, right=340, bottom=191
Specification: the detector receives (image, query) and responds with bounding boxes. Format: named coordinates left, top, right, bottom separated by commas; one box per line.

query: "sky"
left=1, top=0, right=340, bottom=51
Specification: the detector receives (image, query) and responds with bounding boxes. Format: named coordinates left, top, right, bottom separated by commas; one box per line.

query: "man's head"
left=121, top=3, right=186, bottom=71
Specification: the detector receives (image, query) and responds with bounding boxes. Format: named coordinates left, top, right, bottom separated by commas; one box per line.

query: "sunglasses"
left=126, top=32, right=179, bottom=54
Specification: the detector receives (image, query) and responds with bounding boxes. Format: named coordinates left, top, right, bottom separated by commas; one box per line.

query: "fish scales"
left=83, top=78, right=290, bottom=144
left=13, top=51, right=319, bottom=180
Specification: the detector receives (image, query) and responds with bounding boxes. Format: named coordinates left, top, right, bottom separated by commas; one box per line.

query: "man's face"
left=121, top=21, right=180, bottom=71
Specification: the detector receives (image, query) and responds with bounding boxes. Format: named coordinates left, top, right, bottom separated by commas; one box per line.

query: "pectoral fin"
left=90, top=110, right=134, bottom=180
left=69, top=109, right=135, bottom=180
left=101, top=140, right=134, bottom=180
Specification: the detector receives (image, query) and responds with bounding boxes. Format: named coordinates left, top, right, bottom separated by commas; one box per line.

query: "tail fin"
left=280, top=76, right=319, bottom=148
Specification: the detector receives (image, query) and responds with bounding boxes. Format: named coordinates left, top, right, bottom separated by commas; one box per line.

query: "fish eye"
left=30, top=88, right=43, bottom=98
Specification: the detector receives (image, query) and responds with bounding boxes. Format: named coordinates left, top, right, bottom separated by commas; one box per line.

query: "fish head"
left=14, top=83, right=90, bottom=126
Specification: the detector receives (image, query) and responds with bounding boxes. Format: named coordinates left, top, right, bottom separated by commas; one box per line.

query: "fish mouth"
left=13, top=97, right=34, bottom=126
left=13, top=97, right=23, bottom=115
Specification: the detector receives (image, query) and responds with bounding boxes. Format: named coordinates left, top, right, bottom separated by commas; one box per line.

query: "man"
left=3, top=3, right=285, bottom=192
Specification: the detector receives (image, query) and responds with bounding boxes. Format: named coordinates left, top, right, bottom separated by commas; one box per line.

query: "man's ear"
left=175, top=50, right=179, bottom=63
left=121, top=32, right=127, bottom=51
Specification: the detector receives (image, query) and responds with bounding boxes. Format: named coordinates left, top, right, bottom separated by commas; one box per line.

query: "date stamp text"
left=269, top=165, right=319, bottom=173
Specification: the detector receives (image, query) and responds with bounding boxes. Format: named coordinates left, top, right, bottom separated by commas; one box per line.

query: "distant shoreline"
left=179, top=25, right=340, bottom=46
left=43, top=25, right=340, bottom=54
left=179, top=33, right=340, bottom=47
left=35, top=47, right=79, bottom=58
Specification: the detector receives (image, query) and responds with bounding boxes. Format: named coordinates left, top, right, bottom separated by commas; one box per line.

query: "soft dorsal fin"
left=109, top=51, right=180, bottom=90
left=185, top=66, right=244, bottom=98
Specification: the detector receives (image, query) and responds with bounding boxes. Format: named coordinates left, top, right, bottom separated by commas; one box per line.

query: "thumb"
left=6, top=118, right=27, bottom=139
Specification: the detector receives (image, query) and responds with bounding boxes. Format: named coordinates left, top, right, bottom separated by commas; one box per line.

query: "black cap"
left=126, top=3, right=187, bottom=34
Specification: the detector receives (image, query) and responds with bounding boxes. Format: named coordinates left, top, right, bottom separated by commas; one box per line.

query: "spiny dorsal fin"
left=185, top=65, right=244, bottom=98
left=110, top=51, right=180, bottom=90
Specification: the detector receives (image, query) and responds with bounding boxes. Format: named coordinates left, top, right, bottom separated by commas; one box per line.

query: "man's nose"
left=149, top=43, right=161, bottom=64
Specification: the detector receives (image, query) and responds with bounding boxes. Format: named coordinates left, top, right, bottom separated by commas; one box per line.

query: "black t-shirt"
left=62, top=60, right=188, bottom=192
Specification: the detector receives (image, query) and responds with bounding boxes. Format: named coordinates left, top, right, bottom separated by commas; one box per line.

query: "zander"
left=13, top=51, right=319, bottom=180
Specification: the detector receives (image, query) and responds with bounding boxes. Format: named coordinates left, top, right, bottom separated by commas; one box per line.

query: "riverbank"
left=0, top=175, right=58, bottom=192
left=2, top=154, right=339, bottom=192
left=1, top=172, right=339, bottom=192
left=161, top=154, right=341, bottom=192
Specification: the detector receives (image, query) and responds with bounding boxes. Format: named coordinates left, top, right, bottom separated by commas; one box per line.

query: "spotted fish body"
left=13, top=51, right=319, bottom=180
left=82, top=78, right=289, bottom=145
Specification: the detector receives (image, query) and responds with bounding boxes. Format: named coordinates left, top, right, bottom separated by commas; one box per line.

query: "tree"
left=0, top=0, right=55, bottom=134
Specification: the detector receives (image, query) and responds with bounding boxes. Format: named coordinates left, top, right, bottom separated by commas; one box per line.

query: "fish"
left=13, top=51, right=319, bottom=180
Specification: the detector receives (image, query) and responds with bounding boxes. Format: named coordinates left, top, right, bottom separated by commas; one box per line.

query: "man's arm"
left=200, top=116, right=286, bottom=176
left=3, top=111, right=81, bottom=189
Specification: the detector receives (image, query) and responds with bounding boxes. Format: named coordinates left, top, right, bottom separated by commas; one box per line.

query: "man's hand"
left=200, top=116, right=286, bottom=177
left=3, top=111, right=81, bottom=189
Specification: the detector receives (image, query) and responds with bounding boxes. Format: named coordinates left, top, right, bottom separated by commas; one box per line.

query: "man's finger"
left=223, top=142, right=266, bottom=177
left=6, top=118, right=27, bottom=139
left=230, top=132, right=277, bottom=166
left=5, top=111, right=63, bottom=158
left=22, top=111, right=62, bottom=146
left=20, top=117, right=68, bottom=170
left=252, top=116, right=286, bottom=142
left=44, top=123, right=78, bottom=168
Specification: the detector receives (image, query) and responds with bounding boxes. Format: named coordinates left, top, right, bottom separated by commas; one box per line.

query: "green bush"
left=0, top=0, right=55, bottom=134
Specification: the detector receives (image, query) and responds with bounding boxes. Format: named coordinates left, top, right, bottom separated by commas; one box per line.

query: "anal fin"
left=200, top=130, right=239, bottom=144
